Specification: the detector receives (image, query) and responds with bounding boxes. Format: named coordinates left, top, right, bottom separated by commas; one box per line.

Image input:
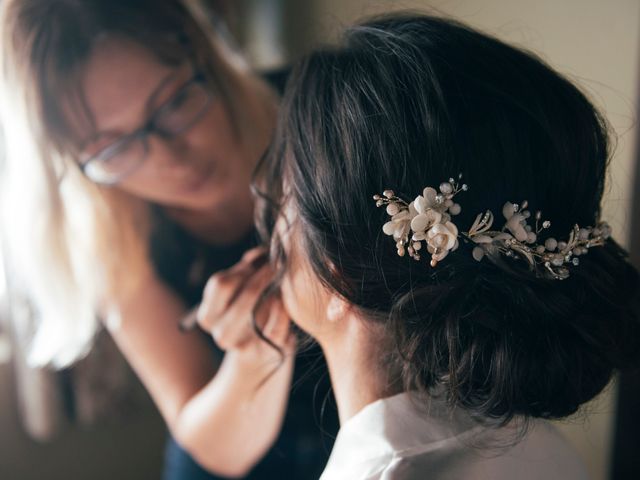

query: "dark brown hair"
left=255, top=13, right=640, bottom=423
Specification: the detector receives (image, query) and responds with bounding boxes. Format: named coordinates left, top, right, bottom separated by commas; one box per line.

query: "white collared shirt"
left=320, top=392, right=589, bottom=480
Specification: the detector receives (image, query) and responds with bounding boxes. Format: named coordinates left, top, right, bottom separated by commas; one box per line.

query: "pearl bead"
left=439, top=182, right=453, bottom=194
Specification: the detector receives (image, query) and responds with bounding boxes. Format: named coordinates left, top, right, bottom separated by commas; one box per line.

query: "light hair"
left=0, top=0, right=266, bottom=367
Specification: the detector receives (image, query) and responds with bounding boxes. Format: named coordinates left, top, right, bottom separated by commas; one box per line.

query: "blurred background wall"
left=0, top=1, right=637, bottom=479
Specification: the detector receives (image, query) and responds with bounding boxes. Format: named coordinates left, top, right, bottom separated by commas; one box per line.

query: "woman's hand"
left=107, top=245, right=295, bottom=477
left=172, top=247, right=296, bottom=477
left=197, top=247, right=295, bottom=373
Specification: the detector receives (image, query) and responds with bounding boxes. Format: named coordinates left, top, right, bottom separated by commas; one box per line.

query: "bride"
left=255, top=13, right=640, bottom=480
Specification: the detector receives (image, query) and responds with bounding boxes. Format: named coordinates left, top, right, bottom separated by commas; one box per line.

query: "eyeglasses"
left=80, top=70, right=213, bottom=185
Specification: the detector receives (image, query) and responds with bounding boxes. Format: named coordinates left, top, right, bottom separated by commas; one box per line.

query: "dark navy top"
left=150, top=69, right=339, bottom=480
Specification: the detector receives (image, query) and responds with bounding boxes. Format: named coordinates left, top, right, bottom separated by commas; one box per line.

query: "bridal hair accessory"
left=373, top=174, right=611, bottom=280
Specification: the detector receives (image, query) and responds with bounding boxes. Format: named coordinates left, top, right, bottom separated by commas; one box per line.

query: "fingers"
left=194, top=245, right=297, bottom=358
left=260, top=298, right=293, bottom=353
left=197, top=261, right=277, bottom=351
left=227, top=246, right=269, bottom=276
left=234, top=297, right=296, bottom=368
left=197, top=247, right=269, bottom=329
left=200, top=266, right=267, bottom=345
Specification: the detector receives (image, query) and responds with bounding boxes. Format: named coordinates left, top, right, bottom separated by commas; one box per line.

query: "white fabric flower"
left=426, top=221, right=459, bottom=261
left=413, top=187, right=439, bottom=214
left=410, top=210, right=442, bottom=240
left=375, top=180, right=608, bottom=279
left=382, top=203, right=417, bottom=241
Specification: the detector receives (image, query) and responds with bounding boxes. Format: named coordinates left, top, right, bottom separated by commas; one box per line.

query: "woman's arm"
left=106, top=248, right=294, bottom=477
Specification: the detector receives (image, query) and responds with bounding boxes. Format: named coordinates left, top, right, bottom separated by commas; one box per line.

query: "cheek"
left=187, top=101, right=238, bottom=157
left=280, top=273, right=301, bottom=326
left=113, top=176, right=163, bottom=204
left=280, top=254, right=328, bottom=336
left=184, top=103, right=254, bottom=193
left=281, top=265, right=312, bottom=333
left=112, top=102, right=249, bottom=207
left=276, top=215, right=330, bottom=336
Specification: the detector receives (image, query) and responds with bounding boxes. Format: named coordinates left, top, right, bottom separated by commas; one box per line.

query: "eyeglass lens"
left=84, top=80, right=212, bottom=184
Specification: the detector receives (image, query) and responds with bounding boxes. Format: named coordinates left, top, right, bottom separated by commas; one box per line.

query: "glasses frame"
left=80, top=69, right=213, bottom=185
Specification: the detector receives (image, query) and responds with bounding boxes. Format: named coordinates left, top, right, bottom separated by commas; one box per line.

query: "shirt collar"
left=320, top=392, right=482, bottom=479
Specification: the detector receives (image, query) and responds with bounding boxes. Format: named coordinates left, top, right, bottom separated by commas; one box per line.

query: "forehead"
left=66, top=36, right=184, bottom=145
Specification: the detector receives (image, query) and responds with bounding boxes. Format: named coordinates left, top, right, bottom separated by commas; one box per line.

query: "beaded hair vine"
left=373, top=174, right=611, bottom=280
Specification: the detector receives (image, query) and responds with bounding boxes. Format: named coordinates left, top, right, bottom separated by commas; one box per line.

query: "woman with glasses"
left=0, top=1, right=335, bottom=479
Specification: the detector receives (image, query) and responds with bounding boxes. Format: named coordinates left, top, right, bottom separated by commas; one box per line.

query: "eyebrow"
left=79, top=64, right=187, bottom=150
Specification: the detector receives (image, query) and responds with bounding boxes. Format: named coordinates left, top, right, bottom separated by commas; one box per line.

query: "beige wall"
left=279, top=1, right=640, bottom=479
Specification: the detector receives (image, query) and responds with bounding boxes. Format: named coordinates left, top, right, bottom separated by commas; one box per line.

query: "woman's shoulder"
left=491, top=420, right=590, bottom=479
left=321, top=393, right=589, bottom=480
left=384, top=418, right=589, bottom=480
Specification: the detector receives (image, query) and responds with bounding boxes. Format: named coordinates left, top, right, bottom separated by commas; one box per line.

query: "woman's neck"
left=165, top=193, right=255, bottom=245
left=319, top=320, right=403, bottom=425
